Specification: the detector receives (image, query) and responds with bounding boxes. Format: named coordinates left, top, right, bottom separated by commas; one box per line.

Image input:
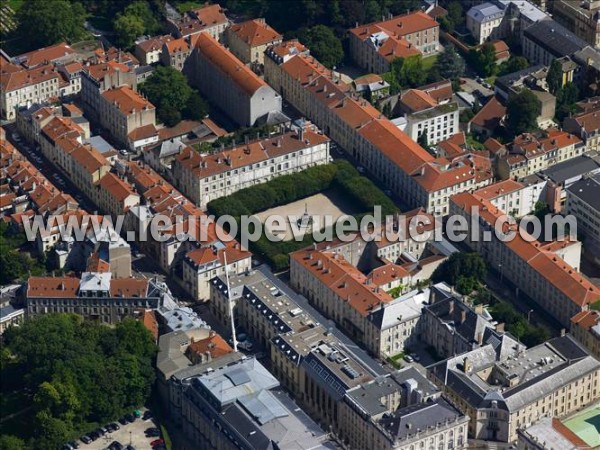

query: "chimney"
left=460, top=310, right=467, bottom=324
left=449, top=300, right=455, bottom=315
left=463, top=357, right=472, bottom=373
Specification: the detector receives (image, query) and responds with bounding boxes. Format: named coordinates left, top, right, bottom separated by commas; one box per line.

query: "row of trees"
left=0, top=222, right=46, bottom=284
left=1, top=315, right=156, bottom=449
left=139, top=66, right=208, bottom=127
left=431, top=252, right=487, bottom=295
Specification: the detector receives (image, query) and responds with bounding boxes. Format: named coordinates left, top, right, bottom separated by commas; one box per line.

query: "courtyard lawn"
left=422, top=54, right=438, bottom=72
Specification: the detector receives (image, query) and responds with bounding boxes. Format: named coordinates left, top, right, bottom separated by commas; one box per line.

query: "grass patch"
left=175, top=0, right=205, bottom=13
left=591, top=300, right=600, bottom=311
left=160, top=424, right=172, bottom=450
left=422, top=54, right=438, bottom=72
left=387, top=352, right=405, bottom=369
left=6, top=0, right=23, bottom=11
left=207, top=160, right=398, bottom=271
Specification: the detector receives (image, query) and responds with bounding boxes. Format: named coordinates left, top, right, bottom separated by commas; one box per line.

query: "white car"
left=238, top=341, right=254, bottom=352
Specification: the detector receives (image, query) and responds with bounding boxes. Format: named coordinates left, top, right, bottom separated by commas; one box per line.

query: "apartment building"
left=185, top=33, right=282, bottom=127
left=172, top=124, right=329, bottom=208
left=467, top=3, right=505, bottom=44
left=226, top=18, right=282, bottom=66
left=80, top=61, right=137, bottom=114
left=96, top=172, right=140, bottom=218
left=166, top=3, right=229, bottom=42
left=396, top=87, right=459, bottom=146
left=570, top=310, right=600, bottom=359
left=551, top=0, right=600, bottom=48
left=450, top=192, right=600, bottom=328
left=566, top=172, right=600, bottom=256
left=180, top=357, right=332, bottom=450
left=265, top=51, right=493, bottom=215
left=422, top=297, right=496, bottom=360
left=523, top=19, right=588, bottom=66
left=348, top=11, right=439, bottom=74
left=428, top=335, right=600, bottom=443
left=263, top=40, right=309, bottom=94
left=26, top=272, right=172, bottom=324
left=563, top=102, right=600, bottom=149
left=134, top=35, right=174, bottom=65
left=495, top=130, right=585, bottom=181
left=160, top=37, right=192, bottom=71
left=473, top=178, right=547, bottom=218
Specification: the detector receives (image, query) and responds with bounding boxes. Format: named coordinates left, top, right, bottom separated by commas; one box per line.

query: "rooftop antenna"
left=224, top=252, right=238, bottom=352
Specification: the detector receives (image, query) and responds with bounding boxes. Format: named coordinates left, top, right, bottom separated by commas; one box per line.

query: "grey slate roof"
left=540, top=153, right=600, bottom=184
left=567, top=173, right=600, bottom=211
left=523, top=19, right=588, bottom=58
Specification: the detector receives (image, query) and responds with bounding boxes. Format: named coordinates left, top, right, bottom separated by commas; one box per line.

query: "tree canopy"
left=469, top=43, right=497, bottom=77
left=113, top=1, right=162, bottom=49
left=506, top=89, right=541, bottom=137
left=546, top=59, right=563, bottom=95
left=498, top=56, right=529, bottom=77
left=2, top=315, right=156, bottom=448
left=384, top=55, right=427, bottom=93
left=555, top=82, right=580, bottom=123
left=139, top=66, right=208, bottom=127
left=297, top=25, right=344, bottom=69
left=435, top=45, right=465, bottom=81
left=432, top=252, right=487, bottom=295
left=15, top=0, right=88, bottom=52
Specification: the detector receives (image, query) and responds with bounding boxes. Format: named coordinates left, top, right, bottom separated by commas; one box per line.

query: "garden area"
left=207, top=160, right=398, bottom=271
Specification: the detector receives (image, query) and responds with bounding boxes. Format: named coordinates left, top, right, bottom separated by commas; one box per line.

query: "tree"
left=298, top=25, right=344, bottom=69
left=477, top=42, right=497, bottom=77
left=546, top=59, right=563, bottom=95
left=556, top=82, right=579, bottom=122
left=184, top=91, right=209, bottom=121
left=418, top=129, right=430, bottom=150
left=447, top=1, right=464, bottom=29
left=113, top=13, right=145, bottom=49
left=432, top=252, right=487, bottom=294
left=385, top=55, right=427, bottom=93
left=506, top=89, right=541, bottom=137
left=498, top=56, right=529, bottom=76
left=121, top=1, right=162, bottom=35
left=16, top=0, right=87, bottom=51
left=435, top=45, right=465, bottom=80
left=139, top=66, right=205, bottom=126
left=0, top=436, right=25, bottom=450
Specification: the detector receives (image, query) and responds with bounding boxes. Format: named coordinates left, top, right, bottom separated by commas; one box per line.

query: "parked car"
left=142, top=410, right=153, bottom=421
left=150, top=439, right=165, bottom=448
left=68, top=441, right=80, bottom=449
left=80, top=435, right=92, bottom=444
left=238, top=341, right=254, bottom=352
left=108, top=441, right=123, bottom=450
left=118, top=416, right=128, bottom=425
left=88, top=431, right=100, bottom=441
left=125, top=413, right=136, bottom=423
left=145, top=427, right=160, bottom=437
left=404, top=354, right=414, bottom=363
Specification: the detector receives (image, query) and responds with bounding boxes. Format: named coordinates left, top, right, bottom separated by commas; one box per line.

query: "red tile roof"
left=194, top=33, right=268, bottom=95
left=229, top=19, right=281, bottom=47
left=17, top=42, right=76, bottom=68
left=470, top=97, right=506, bottom=130
left=102, top=86, right=155, bottom=116
left=350, top=11, right=438, bottom=40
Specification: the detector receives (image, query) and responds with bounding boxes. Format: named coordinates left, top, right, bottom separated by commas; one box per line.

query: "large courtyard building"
left=171, top=123, right=330, bottom=209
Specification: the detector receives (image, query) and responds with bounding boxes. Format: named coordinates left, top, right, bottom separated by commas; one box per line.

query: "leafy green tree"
left=447, top=1, right=464, bottom=28
left=432, top=252, right=487, bottom=294
left=122, top=1, right=162, bottom=35
left=435, top=45, right=465, bottom=80
left=0, top=435, right=25, bottom=450
left=385, top=55, right=427, bottom=92
left=556, top=82, right=579, bottom=122
left=477, top=42, right=498, bottom=77
left=506, top=89, right=541, bottom=137
left=184, top=91, right=209, bottom=121
left=16, top=0, right=87, bottom=51
left=113, top=13, right=145, bottom=49
left=140, top=66, right=207, bottom=126
left=498, top=56, right=529, bottom=76
left=298, top=25, right=344, bottom=68
left=546, top=59, right=563, bottom=95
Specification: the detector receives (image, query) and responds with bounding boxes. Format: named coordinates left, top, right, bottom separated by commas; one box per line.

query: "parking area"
left=78, top=410, right=162, bottom=450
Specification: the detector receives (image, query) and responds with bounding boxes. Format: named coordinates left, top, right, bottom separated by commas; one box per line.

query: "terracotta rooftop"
left=164, top=37, right=190, bottom=54
left=400, top=89, right=438, bottom=113
left=188, top=330, right=233, bottom=360
left=474, top=179, right=525, bottom=200
left=136, top=35, right=174, bottom=53
left=266, top=39, right=308, bottom=60
left=175, top=126, right=329, bottom=178
left=87, top=253, right=111, bottom=273
left=470, top=97, right=506, bottom=130
left=350, top=11, right=438, bottom=40
left=110, top=278, right=149, bottom=298
left=571, top=310, right=600, bottom=330
left=85, top=61, right=130, bottom=81
left=452, top=192, right=600, bottom=308
left=99, top=172, right=138, bottom=204
left=1, top=64, right=62, bottom=92
left=128, top=124, right=158, bottom=142
left=229, top=19, right=282, bottom=47
left=17, top=42, right=75, bottom=68
left=27, top=276, right=80, bottom=298
left=194, top=33, right=268, bottom=95
left=71, top=145, right=108, bottom=174
left=102, top=86, right=155, bottom=116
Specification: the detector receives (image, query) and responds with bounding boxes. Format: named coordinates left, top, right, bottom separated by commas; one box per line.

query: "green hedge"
left=207, top=159, right=399, bottom=270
